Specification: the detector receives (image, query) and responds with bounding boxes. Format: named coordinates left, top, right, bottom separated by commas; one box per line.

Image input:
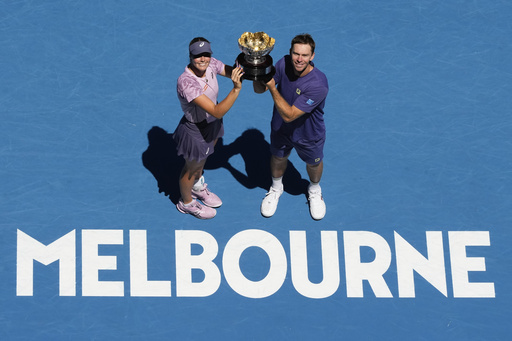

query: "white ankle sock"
left=272, top=176, right=283, bottom=191
left=193, top=176, right=205, bottom=191
left=183, top=199, right=194, bottom=206
left=309, top=182, right=321, bottom=193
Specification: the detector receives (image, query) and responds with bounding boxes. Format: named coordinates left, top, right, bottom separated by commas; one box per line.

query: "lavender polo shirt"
left=271, top=55, right=329, bottom=142
left=177, top=57, right=225, bottom=124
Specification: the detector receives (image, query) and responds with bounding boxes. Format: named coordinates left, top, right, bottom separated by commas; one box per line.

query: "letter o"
left=222, top=230, right=287, bottom=298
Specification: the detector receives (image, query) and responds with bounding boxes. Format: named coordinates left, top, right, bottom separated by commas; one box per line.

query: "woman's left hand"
left=231, top=66, right=244, bottom=90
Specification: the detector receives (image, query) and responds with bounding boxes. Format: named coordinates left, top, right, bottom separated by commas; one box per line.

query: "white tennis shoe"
left=308, top=188, right=326, bottom=220
left=260, top=187, right=284, bottom=218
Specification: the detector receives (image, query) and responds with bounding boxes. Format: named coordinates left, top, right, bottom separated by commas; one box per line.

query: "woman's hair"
left=290, top=33, right=315, bottom=54
left=189, top=37, right=210, bottom=46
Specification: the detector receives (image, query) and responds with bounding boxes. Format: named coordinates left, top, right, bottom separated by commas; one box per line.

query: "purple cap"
left=189, top=41, right=212, bottom=56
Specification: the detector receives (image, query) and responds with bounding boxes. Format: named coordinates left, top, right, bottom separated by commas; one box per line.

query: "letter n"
left=17, top=229, right=76, bottom=296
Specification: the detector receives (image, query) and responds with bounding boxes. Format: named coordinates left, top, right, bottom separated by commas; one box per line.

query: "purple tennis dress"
left=270, top=55, right=329, bottom=165
left=174, top=57, right=225, bottom=161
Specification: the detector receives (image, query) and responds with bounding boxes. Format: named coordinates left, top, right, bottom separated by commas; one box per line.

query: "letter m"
left=17, top=229, right=76, bottom=296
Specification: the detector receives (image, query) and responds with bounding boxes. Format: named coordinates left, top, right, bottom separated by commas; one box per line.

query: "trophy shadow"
left=142, top=126, right=309, bottom=205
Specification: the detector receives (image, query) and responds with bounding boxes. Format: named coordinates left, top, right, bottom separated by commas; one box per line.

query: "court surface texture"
left=1, top=0, right=511, bottom=340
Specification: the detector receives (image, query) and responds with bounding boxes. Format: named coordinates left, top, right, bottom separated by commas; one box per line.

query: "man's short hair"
left=291, top=34, right=315, bottom=54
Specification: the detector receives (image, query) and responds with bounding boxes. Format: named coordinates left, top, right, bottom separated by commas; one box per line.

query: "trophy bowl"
left=236, top=31, right=276, bottom=81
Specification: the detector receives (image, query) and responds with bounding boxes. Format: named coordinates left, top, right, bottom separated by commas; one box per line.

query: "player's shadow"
left=142, top=126, right=309, bottom=205
left=142, top=126, right=184, bottom=204
left=207, top=128, right=309, bottom=196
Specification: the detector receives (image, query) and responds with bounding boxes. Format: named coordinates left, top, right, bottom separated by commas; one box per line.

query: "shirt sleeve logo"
left=306, top=99, right=315, bottom=105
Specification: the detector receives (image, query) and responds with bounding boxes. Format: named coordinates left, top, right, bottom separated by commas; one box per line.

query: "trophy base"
left=236, top=53, right=274, bottom=81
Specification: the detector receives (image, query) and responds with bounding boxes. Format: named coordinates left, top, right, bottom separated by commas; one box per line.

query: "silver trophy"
left=236, top=32, right=275, bottom=81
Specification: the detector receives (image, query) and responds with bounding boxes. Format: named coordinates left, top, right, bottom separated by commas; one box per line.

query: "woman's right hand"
left=231, top=66, right=244, bottom=90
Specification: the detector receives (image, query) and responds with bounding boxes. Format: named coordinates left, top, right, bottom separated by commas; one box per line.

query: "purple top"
left=177, top=57, right=225, bottom=123
left=271, top=55, right=329, bottom=141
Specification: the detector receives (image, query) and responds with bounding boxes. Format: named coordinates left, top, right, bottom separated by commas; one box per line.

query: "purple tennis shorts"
left=173, top=117, right=224, bottom=162
left=270, top=130, right=325, bottom=165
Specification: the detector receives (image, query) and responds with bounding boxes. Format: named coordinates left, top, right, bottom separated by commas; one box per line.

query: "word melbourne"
left=16, top=229, right=495, bottom=298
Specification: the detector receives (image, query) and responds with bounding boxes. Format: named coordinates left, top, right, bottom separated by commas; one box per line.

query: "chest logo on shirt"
left=202, top=71, right=213, bottom=92
left=296, top=88, right=301, bottom=95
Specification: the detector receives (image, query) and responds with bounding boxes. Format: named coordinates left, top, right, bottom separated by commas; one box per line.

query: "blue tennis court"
left=1, top=0, right=511, bottom=339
